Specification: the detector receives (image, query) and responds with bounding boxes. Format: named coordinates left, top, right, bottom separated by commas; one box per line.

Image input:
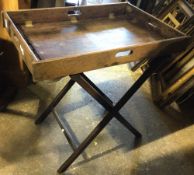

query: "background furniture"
left=0, top=0, right=31, bottom=88
left=127, top=0, right=194, bottom=109
left=0, top=0, right=31, bottom=110
left=150, top=0, right=194, bottom=108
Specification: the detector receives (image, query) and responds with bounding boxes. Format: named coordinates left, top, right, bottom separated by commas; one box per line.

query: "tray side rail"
left=2, top=11, right=39, bottom=73
left=31, top=36, right=191, bottom=81
left=2, top=3, right=192, bottom=81
left=6, top=3, right=127, bottom=24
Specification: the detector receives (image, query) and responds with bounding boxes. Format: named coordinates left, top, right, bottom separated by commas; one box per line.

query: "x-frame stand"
left=35, top=56, right=167, bottom=173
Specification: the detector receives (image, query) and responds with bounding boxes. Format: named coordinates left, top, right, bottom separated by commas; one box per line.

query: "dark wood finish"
left=35, top=55, right=170, bottom=173
left=2, top=2, right=192, bottom=173
left=3, top=3, right=190, bottom=81
left=21, top=17, right=165, bottom=60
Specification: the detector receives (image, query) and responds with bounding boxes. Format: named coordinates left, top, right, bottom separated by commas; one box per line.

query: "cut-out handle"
left=67, top=9, right=81, bottom=17
left=115, top=50, right=133, bottom=58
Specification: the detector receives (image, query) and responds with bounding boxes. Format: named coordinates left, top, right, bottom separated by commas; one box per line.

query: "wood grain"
left=21, top=16, right=165, bottom=60
left=3, top=2, right=191, bottom=81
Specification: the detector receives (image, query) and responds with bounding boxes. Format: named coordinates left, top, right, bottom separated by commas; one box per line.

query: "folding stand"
left=35, top=56, right=167, bottom=173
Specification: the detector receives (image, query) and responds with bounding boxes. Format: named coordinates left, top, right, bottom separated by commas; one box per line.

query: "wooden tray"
left=3, top=3, right=191, bottom=81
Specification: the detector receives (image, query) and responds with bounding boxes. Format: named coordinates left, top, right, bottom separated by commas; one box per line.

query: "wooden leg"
left=35, top=79, right=75, bottom=124
left=71, top=73, right=142, bottom=137
left=58, top=62, right=157, bottom=173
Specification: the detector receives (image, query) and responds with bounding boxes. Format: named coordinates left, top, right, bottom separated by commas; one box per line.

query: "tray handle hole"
left=67, top=9, right=81, bottom=16
left=115, top=50, right=133, bottom=58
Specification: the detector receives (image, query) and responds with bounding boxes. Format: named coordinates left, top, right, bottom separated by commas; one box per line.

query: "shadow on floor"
left=0, top=89, right=41, bottom=168
left=2, top=72, right=192, bottom=174
left=37, top=76, right=193, bottom=171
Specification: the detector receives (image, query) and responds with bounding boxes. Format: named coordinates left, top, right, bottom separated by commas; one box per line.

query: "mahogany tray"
left=3, top=3, right=190, bottom=80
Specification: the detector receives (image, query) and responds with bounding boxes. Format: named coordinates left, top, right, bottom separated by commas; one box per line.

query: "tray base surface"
left=21, top=16, right=165, bottom=60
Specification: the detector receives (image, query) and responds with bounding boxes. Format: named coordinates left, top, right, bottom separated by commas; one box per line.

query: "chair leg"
left=35, top=79, right=75, bottom=124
